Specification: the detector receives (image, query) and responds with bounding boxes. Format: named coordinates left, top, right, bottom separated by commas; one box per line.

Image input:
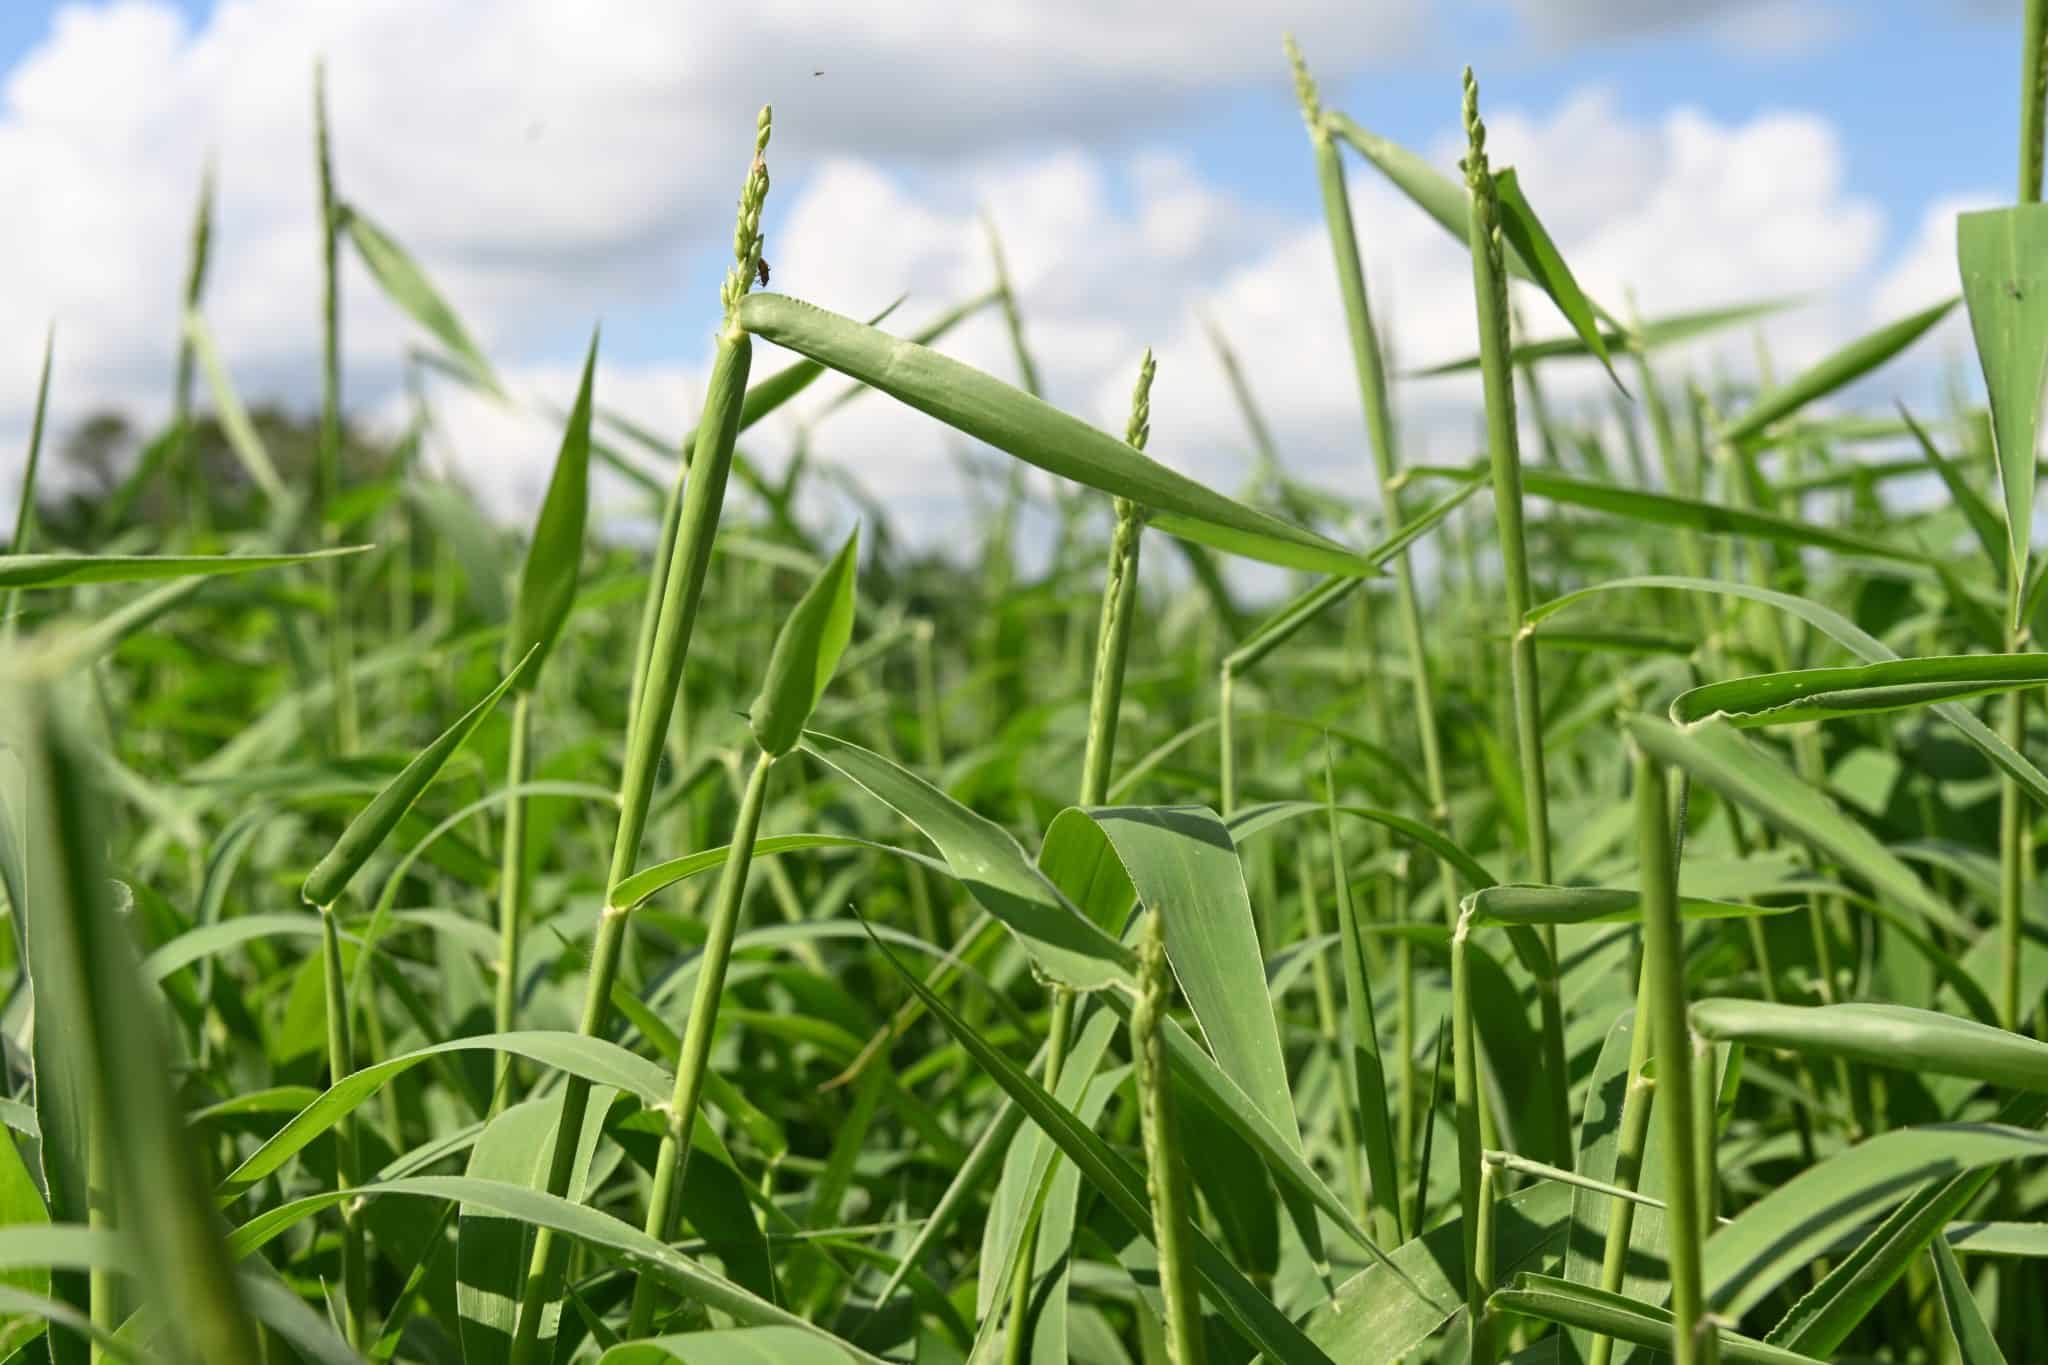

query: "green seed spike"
left=1284, top=33, right=1322, bottom=131
left=721, top=105, right=773, bottom=320
left=1136, top=911, right=1208, bottom=1365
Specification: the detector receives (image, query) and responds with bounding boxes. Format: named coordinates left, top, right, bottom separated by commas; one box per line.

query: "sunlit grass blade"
left=342, top=202, right=503, bottom=396
left=1491, top=1274, right=1821, bottom=1364
left=1690, top=1000, right=2048, bottom=1092
left=1490, top=168, right=1623, bottom=390
left=737, top=293, right=1379, bottom=577
left=0, top=546, right=366, bottom=591
left=1930, top=1237, right=2007, bottom=1365
left=1409, top=297, right=1798, bottom=376
left=1719, top=296, right=1958, bottom=446
left=183, top=310, right=289, bottom=503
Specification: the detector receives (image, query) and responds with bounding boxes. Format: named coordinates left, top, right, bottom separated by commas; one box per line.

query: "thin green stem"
left=314, top=61, right=358, bottom=756
left=492, top=689, right=533, bottom=1112
left=1136, top=912, right=1207, bottom=1365
left=1635, top=749, right=1716, bottom=1365
left=1461, top=68, right=1570, bottom=1163
left=1006, top=351, right=1151, bottom=1357
left=1451, top=909, right=1493, bottom=1365
left=2024, top=0, right=2048, bottom=203
left=1586, top=956, right=1657, bottom=1365
left=508, top=106, right=771, bottom=1365
left=626, top=747, right=777, bottom=1335
left=319, top=906, right=366, bottom=1351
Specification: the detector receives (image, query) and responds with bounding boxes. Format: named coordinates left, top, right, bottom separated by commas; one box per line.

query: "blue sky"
left=0, top=1, right=2027, bottom=530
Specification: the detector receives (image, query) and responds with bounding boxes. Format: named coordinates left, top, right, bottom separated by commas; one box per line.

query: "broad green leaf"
left=751, top=529, right=859, bottom=755
left=1931, top=1237, right=2007, bottom=1365
left=1325, top=112, right=1541, bottom=287
left=343, top=204, right=503, bottom=395
left=1672, top=654, right=2048, bottom=728
left=1492, top=168, right=1622, bottom=390
left=599, top=1327, right=862, bottom=1364
left=302, top=647, right=537, bottom=906
left=0, top=546, right=366, bottom=590
left=1690, top=1000, right=2048, bottom=1092
left=1304, top=1182, right=1565, bottom=1360
left=1959, top=204, right=2048, bottom=589
left=0, top=1127, right=50, bottom=1360
left=1491, top=1274, right=1822, bottom=1364
left=504, top=332, right=596, bottom=684
left=1720, top=295, right=1958, bottom=446
left=795, top=730, right=1134, bottom=990
left=1533, top=574, right=2048, bottom=808
left=218, top=1031, right=672, bottom=1195
left=861, top=924, right=1343, bottom=1365
left=1703, top=1099, right=2048, bottom=1321
left=1626, top=715, right=1965, bottom=938
left=737, top=293, right=1380, bottom=577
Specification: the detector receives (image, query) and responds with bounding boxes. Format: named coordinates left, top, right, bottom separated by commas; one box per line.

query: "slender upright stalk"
left=1460, top=69, right=1571, bottom=1160
left=87, top=1111, right=112, bottom=1364
left=1288, top=40, right=1462, bottom=936
left=319, top=907, right=366, bottom=1350
left=626, top=748, right=776, bottom=1335
left=1004, top=351, right=1153, bottom=1360
left=491, top=689, right=533, bottom=1110
left=2, top=326, right=53, bottom=640
left=314, top=62, right=358, bottom=755
left=507, top=107, right=772, bottom=1365
left=1586, top=962, right=1658, bottom=1365
left=2023, top=0, right=2048, bottom=204
left=1634, top=749, right=1716, bottom=1365
left=1135, top=912, right=1208, bottom=1365
left=1450, top=905, right=1493, bottom=1365
left=174, top=161, right=214, bottom=528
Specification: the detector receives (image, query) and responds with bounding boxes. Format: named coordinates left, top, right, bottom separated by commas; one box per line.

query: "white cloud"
left=0, top=0, right=1973, bottom=560
left=1492, top=0, right=1847, bottom=55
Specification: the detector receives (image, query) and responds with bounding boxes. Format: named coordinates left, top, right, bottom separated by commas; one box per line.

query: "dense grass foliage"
left=7, top=22, right=2048, bottom=1365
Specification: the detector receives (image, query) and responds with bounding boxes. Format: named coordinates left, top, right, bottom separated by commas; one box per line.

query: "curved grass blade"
left=342, top=203, right=503, bottom=396
left=1626, top=714, right=1965, bottom=938
left=1465, top=884, right=1787, bottom=927
left=1900, top=402, right=2007, bottom=578
left=1410, top=297, right=1797, bottom=377
left=859, top=921, right=1342, bottom=1365
left=1672, top=654, right=2048, bottom=728
left=1931, top=1237, right=2007, bottom=1365
left=1720, top=296, right=1958, bottom=447
left=599, top=1327, right=864, bottom=1364
left=185, top=310, right=288, bottom=502
left=1491, top=1274, right=1822, bottom=1364
left=6, top=324, right=52, bottom=558
left=302, top=646, right=537, bottom=907
left=504, top=332, right=596, bottom=683
left=217, top=1031, right=672, bottom=1196
left=751, top=529, right=858, bottom=755
left=1532, top=574, right=2048, bottom=808
left=225, top=1176, right=879, bottom=1360
left=1689, top=1000, right=2048, bottom=1092
left=795, top=730, right=1133, bottom=990
left=1702, top=1103, right=2048, bottom=1321
left=1491, top=168, right=1622, bottom=390
left=0, top=546, right=367, bottom=591
left=737, top=293, right=1379, bottom=577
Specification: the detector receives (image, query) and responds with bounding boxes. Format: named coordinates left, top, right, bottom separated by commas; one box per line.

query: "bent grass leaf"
left=0, top=546, right=366, bottom=591
left=751, top=529, right=859, bottom=755
left=1491, top=1273, right=1822, bottom=1364
left=1673, top=654, right=2048, bottom=728
left=302, top=647, right=537, bottom=906
left=1720, top=295, right=1958, bottom=447
left=1689, top=1000, right=2048, bottom=1093
left=1492, top=168, right=1622, bottom=390
left=504, top=332, right=596, bottom=683
left=737, top=293, right=1380, bottom=577
left=343, top=204, right=503, bottom=395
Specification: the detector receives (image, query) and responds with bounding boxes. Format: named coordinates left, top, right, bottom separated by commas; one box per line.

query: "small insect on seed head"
left=757, top=256, right=771, bottom=287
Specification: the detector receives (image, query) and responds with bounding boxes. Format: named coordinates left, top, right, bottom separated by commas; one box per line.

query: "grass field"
left=5, top=15, right=2048, bottom=1365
